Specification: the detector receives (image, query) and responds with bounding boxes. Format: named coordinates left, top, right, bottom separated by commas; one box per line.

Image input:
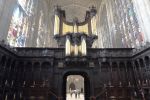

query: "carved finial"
left=54, top=5, right=61, bottom=12
left=89, top=5, right=97, bottom=17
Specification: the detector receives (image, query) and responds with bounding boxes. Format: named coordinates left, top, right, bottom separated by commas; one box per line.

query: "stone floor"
left=66, top=93, right=84, bottom=100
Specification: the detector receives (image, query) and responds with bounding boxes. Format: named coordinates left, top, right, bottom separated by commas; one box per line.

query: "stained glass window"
left=7, top=0, right=33, bottom=47
left=108, top=0, right=145, bottom=48
left=132, top=0, right=150, bottom=45
left=18, top=0, right=27, bottom=9
left=7, top=6, right=23, bottom=46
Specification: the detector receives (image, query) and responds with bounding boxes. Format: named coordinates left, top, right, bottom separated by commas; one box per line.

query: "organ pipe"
left=81, top=37, right=87, bottom=56
left=74, top=44, right=78, bottom=56
left=63, top=23, right=73, bottom=35
left=65, top=36, right=71, bottom=56
left=78, top=45, right=82, bottom=55
left=78, top=24, right=88, bottom=35
left=54, top=15, right=60, bottom=35
left=74, top=24, right=78, bottom=33
left=91, top=16, right=97, bottom=35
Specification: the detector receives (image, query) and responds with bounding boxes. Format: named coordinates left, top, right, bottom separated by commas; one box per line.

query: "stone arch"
left=4, top=57, right=12, bottom=86
left=62, top=71, right=90, bottom=100
left=126, top=61, right=134, bottom=85
left=17, top=61, right=24, bottom=71
left=111, top=62, right=119, bottom=85
left=10, top=60, right=16, bottom=70
left=101, top=62, right=110, bottom=85
left=25, top=62, right=33, bottom=71
left=33, top=62, right=41, bottom=86
left=33, top=62, right=41, bottom=69
left=139, top=58, right=145, bottom=68
left=24, top=62, right=33, bottom=87
left=69, top=82, right=76, bottom=91
left=101, top=62, right=110, bottom=72
left=134, top=60, right=139, bottom=69
left=0, top=55, right=7, bottom=67
left=9, top=60, right=16, bottom=85
left=112, top=62, right=118, bottom=69
left=5, top=57, right=11, bottom=69
left=16, top=61, right=24, bottom=86
left=41, top=62, right=51, bottom=69
left=119, top=62, right=126, bottom=85
left=134, top=60, right=142, bottom=83
left=145, top=56, right=150, bottom=67
left=126, top=61, right=133, bottom=69
left=41, top=62, right=52, bottom=87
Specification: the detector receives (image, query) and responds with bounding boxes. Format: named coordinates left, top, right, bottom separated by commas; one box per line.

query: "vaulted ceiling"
left=47, top=0, right=101, bottom=22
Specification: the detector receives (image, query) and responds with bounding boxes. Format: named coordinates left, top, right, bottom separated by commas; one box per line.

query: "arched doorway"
left=69, top=82, right=76, bottom=91
left=66, top=75, right=84, bottom=100
left=62, top=71, right=90, bottom=100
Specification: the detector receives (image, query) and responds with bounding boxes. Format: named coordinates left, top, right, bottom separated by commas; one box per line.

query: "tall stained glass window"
left=7, top=0, right=33, bottom=47
left=110, top=0, right=145, bottom=48
left=132, top=0, right=150, bottom=45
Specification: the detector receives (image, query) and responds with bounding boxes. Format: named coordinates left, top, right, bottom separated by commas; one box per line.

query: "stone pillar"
left=0, top=0, right=17, bottom=42
left=105, top=0, right=114, bottom=48
left=25, top=0, right=53, bottom=47
left=31, top=0, right=40, bottom=47
left=143, top=58, right=149, bottom=84
left=137, top=59, right=146, bottom=100
left=132, top=61, right=139, bottom=85
left=25, top=0, right=39, bottom=47
left=116, top=62, right=120, bottom=83
left=137, top=60, right=143, bottom=82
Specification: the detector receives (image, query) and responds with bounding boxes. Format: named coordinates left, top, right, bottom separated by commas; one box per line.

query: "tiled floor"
left=66, top=93, right=84, bottom=100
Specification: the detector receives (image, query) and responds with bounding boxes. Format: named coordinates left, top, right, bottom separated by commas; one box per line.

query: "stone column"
left=132, top=61, right=139, bottom=85
left=124, top=61, right=129, bottom=85
left=31, top=0, right=40, bottom=47
left=116, top=62, right=121, bottom=84
left=25, top=0, right=40, bottom=47
left=137, top=60, right=143, bottom=82
left=105, top=0, right=114, bottom=48
left=0, top=0, right=17, bottom=42
left=143, top=58, right=149, bottom=84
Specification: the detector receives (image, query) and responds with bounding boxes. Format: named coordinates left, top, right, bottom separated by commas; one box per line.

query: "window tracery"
left=7, top=0, right=33, bottom=47
left=99, top=0, right=145, bottom=48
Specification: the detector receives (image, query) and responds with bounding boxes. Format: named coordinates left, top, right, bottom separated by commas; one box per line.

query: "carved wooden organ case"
left=53, top=6, right=98, bottom=56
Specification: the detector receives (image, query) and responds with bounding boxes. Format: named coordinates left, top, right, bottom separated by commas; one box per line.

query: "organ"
left=53, top=6, right=98, bottom=56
